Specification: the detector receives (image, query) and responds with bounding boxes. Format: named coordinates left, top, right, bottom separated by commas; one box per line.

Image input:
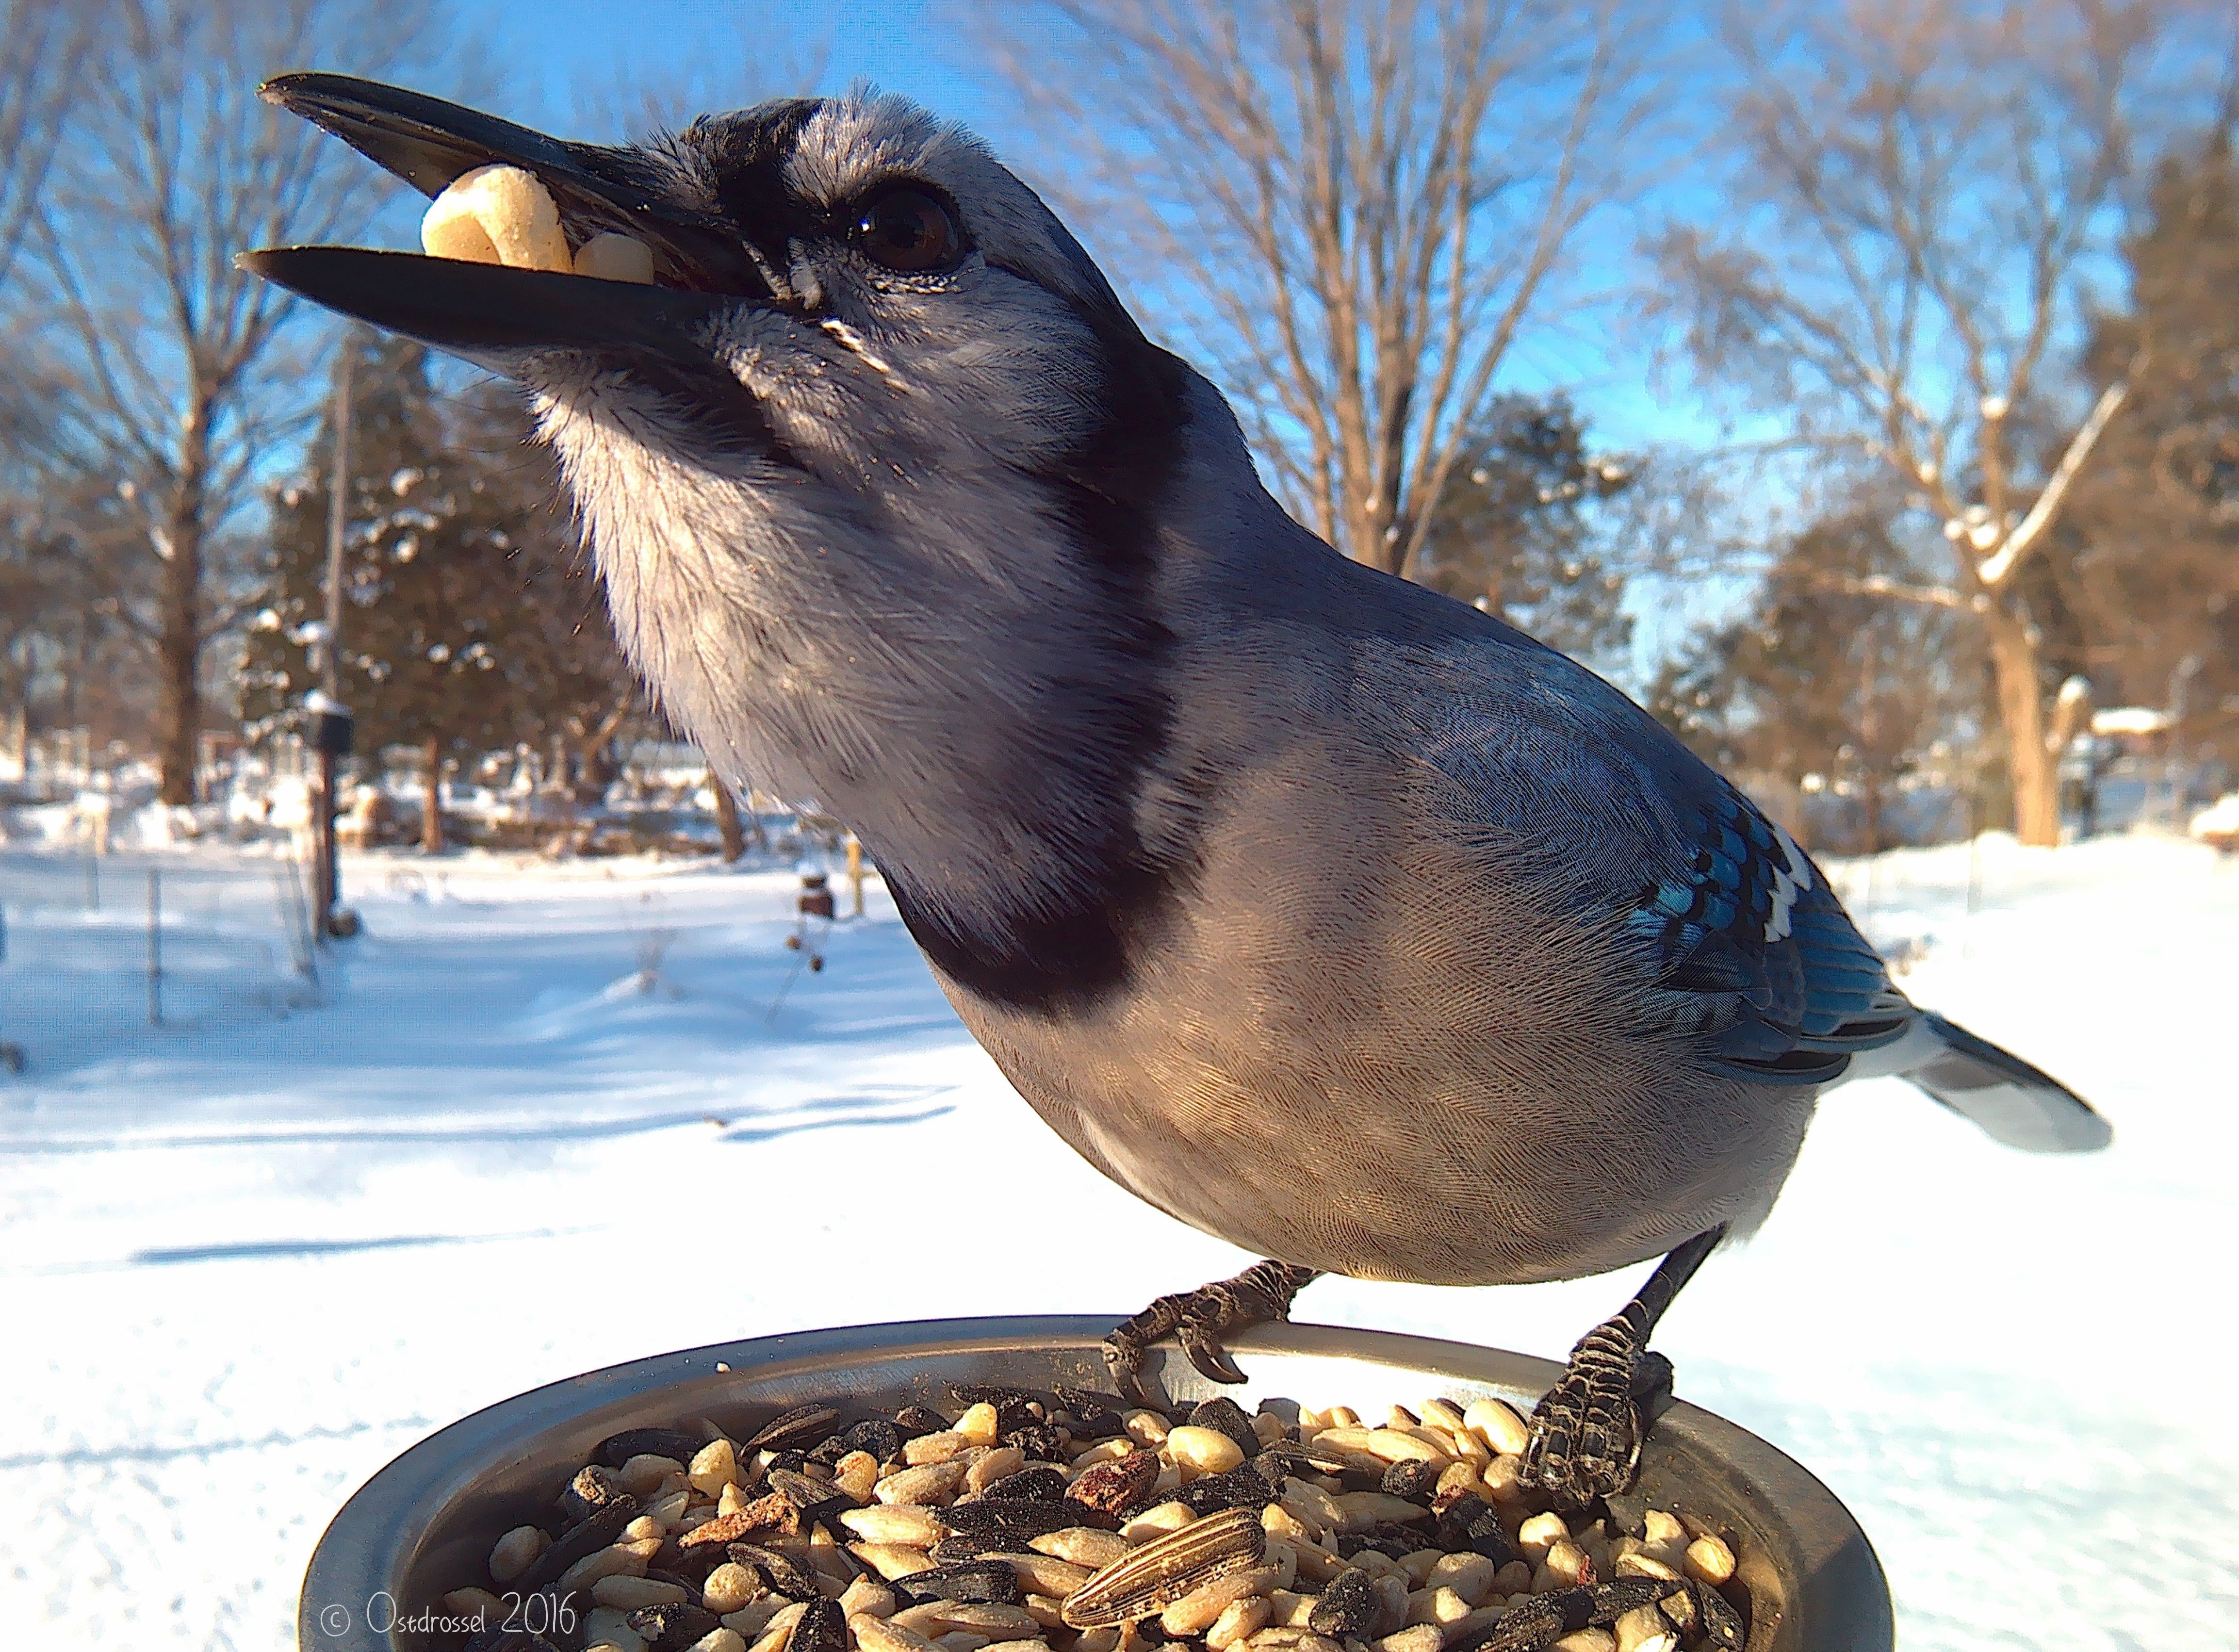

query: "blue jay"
left=247, top=77, right=2109, bottom=1507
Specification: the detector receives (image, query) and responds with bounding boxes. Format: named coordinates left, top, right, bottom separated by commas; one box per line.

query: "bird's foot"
left=1523, top=1319, right=1675, bottom=1511
left=1104, top=1259, right=1321, bottom=1403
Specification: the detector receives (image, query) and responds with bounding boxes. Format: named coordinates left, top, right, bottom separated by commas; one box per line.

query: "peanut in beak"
left=419, top=163, right=653, bottom=283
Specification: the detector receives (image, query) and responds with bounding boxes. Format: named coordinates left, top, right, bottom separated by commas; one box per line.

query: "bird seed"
left=434, top=1385, right=1750, bottom=1652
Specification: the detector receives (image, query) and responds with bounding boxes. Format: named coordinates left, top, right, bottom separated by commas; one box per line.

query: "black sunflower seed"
left=559, top=1464, right=627, bottom=1525
left=1601, top=1493, right=1650, bottom=1539
left=942, top=1498, right=1092, bottom=1543
left=729, top=1542, right=819, bottom=1601
left=746, top=1405, right=842, bottom=1452
left=1335, top=1533, right=1412, bottom=1560
left=893, top=1405, right=950, bottom=1439
left=513, top=1496, right=636, bottom=1593
left=1254, top=1441, right=1354, bottom=1482
left=1003, top=1423, right=1070, bottom=1462
left=1380, top=1458, right=1441, bottom=1502
left=1691, top=1579, right=1746, bottom=1652
left=1187, top=1397, right=1262, bottom=1462
left=893, top=1559, right=1020, bottom=1605
left=793, top=1598, right=848, bottom=1652
left=1172, top=1463, right=1273, bottom=1515
left=1451, top=1588, right=1592, bottom=1652
left=1307, top=1567, right=1378, bottom=1637
left=625, top=1603, right=721, bottom=1651
left=1052, top=1388, right=1129, bottom=1441
left=769, top=1467, right=855, bottom=1520
left=1054, top=1385, right=1123, bottom=1418
left=1590, top=1579, right=1680, bottom=1624
left=844, top=1418, right=903, bottom=1464
left=596, top=1428, right=705, bottom=1469
left=930, top=1534, right=1001, bottom=1563
left=981, top=1466, right=1069, bottom=1502
left=1434, top=1495, right=1518, bottom=1567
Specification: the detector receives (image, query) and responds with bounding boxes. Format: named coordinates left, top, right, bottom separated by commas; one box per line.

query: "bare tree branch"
left=979, top=0, right=1674, bottom=575
left=1651, top=0, right=2219, bottom=845
left=1976, top=368, right=2137, bottom=586
left=1808, top=572, right=1985, bottom=612
left=3, top=0, right=448, bottom=803
left=0, top=0, right=91, bottom=290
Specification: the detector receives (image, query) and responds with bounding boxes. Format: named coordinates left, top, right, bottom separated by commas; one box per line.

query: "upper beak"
left=239, top=73, right=764, bottom=374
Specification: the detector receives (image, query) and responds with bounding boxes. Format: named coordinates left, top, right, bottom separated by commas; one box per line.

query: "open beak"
left=239, top=73, right=764, bottom=374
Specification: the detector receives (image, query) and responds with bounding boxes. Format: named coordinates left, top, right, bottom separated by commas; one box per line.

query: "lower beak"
left=240, top=73, right=765, bottom=374
left=239, top=246, right=737, bottom=376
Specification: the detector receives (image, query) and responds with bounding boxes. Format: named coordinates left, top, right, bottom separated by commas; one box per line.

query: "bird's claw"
left=1104, top=1260, right=1320, bottom=1403
left=1524, top=1321, right=1668, bottom=1509
left=1177, top=1312, right=1252, bottom=1385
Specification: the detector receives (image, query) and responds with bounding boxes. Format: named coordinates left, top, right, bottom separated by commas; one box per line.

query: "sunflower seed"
left=1186, top=1399, right=1264, bottom=1464
left=1061, top=1505, right=1268, bottom=1629
left=748, top=1407, right=845, bottom=1453
left=893, top=1560, right=1021, bottom=1606
left=981, top=1467, right=1069, bottom=1503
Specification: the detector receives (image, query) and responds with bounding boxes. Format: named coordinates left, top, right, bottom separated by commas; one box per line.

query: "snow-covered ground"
left=1, top=832, right=2234, bottom=1648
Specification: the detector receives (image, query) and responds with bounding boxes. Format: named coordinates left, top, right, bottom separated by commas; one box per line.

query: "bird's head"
left=247, top=76, right=1195, bottom=797
left=248, top=78, right=1234, bottom=1005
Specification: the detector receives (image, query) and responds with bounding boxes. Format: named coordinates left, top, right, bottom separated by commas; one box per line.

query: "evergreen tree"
left=1648, top=507, right=1970, bottom=852
left=1414, top=396, right=1634, bottom=667
left=242, top=334, right=636, bottom=850
left=2076, top=130, right=2239, bottom=762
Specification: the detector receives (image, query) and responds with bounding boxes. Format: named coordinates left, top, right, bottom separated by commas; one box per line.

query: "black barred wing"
left=1629, top=785, right=1909, bottom=1082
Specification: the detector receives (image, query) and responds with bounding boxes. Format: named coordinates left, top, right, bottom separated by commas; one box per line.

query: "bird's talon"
left=1103, top=1260, right=1320, bottom=1396
left=1525, top=1351, right=1647, bottom=1508
left=1178, top=1320, right=1252, bottom=1385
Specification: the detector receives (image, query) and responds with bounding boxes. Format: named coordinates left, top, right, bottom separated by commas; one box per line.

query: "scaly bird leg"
left=1104, top=1259, right=1323, bottom=1402
left=1524, top=1225, right=1726, bottom=1509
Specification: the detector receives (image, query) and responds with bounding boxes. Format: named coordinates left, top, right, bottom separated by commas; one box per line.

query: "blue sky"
left=452, top=0, right=1736, bottom=670
left=471, top=0, right=1704, bottom=445
left=486, top=0, right=989, bottom=137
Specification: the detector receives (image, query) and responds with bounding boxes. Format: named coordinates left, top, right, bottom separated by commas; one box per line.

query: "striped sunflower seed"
left=1060, top=1506, right=1267, bottom=1629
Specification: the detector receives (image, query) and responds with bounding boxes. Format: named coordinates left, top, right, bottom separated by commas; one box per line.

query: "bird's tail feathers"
left=1857, top=1009, right=2110, bottom=1153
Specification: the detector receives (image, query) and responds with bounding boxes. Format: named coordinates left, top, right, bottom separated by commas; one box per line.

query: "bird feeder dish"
left=296, top=1318, right=1892, bottom=1652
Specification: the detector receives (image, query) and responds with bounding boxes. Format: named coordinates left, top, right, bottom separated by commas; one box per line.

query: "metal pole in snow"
left=317, top=340, right=355, bottom=939
left=147, top=868, right=162, bottom=1027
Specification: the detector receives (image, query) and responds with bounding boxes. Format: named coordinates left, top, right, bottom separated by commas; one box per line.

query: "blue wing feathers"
left=1364, top=618, right=1913, bottom=1086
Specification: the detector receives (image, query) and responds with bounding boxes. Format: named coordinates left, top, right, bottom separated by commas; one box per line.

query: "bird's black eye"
left=851, top=188, right=963, bottom=274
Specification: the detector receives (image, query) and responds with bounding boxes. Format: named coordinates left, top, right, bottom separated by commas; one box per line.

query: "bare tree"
left=0, top=1, right=94, bottom=292
left=7, top=0, right=441, bottom=804
left=980, top=0, right=1668, bottom=578
left=1652, top=0, right=2225, bottom=846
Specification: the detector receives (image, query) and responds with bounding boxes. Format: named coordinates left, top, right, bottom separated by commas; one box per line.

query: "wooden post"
left=146, top=868, right=162, bottom=1026
left=846, top=833, right=864, bottom=918
left=421, top=733, right=444, bottom=854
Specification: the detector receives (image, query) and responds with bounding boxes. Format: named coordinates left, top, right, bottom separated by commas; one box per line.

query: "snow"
left=2191, top=792, right=2239, bottom=842
left=2090, top=706, right=2171, bottom=737
left=3, top=831, right=2236, bottom=1647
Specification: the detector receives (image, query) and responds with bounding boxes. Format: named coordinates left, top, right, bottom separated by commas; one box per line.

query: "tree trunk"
left=1984, top=606, right=2060, bottom=848
left=709, top=768, right=746, bottom=863
left=154, top=492, right=205, bottom=807
left=421, top=733, right=444, bottom=854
